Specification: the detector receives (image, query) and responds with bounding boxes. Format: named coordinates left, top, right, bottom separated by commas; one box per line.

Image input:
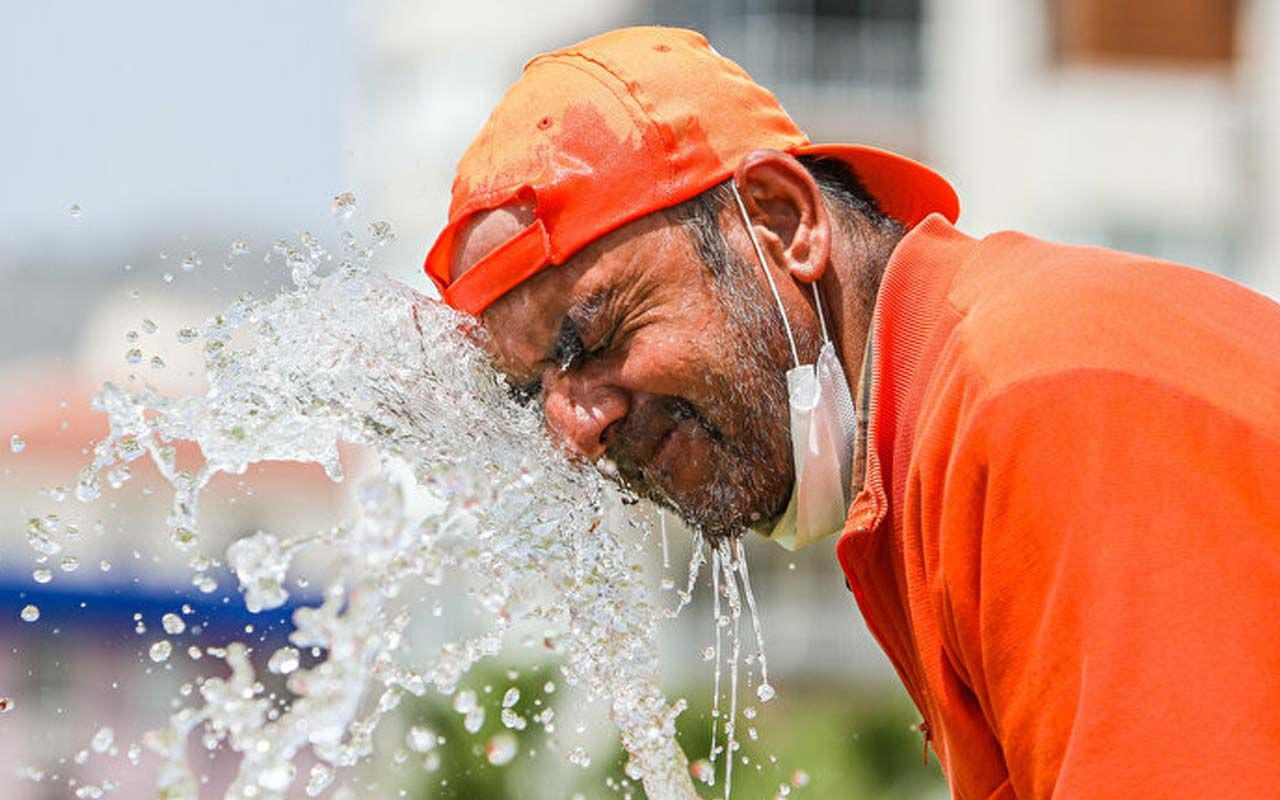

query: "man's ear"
left=732, top=150, right=831, bottom=284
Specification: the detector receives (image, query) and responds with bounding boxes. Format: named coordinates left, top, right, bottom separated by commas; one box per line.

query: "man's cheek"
left=656, top=421, right=718, bottom=496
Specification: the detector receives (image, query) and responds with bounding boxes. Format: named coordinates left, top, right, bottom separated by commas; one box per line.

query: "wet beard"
left=610, top=250, right=797, bottom=542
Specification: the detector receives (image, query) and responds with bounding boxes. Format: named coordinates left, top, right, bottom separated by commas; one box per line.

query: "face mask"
left=730, top=183, right=860, bottom=550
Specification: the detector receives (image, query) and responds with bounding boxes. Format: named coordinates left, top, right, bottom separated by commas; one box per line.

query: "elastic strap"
left=730, top=182, right=801, bottom=368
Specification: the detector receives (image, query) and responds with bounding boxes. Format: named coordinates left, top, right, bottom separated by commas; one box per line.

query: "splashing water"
left=78, top=233, right=705, bottom=798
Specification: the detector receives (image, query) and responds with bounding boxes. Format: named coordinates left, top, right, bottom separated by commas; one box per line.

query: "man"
left=424, top=27, right=1280, bottom=799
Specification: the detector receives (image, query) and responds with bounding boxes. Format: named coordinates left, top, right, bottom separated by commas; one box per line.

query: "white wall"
left=925, top=0, right=1275, bottom=292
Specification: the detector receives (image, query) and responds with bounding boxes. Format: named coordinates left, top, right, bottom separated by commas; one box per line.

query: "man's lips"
left=603, top=397, right=724, bottom=499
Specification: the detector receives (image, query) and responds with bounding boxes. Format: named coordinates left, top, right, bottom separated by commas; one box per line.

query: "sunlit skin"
left=450, top=150, right=895, bottom=538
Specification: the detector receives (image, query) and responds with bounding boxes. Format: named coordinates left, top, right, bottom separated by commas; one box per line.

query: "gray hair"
left=666, top=155, right=904, bottom=281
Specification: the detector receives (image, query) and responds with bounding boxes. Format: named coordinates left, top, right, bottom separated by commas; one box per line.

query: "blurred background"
left=2, top=1, right=1275, bottom=797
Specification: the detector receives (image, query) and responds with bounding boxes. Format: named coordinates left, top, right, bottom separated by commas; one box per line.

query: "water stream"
left=22, top=219, right=783, bottom=799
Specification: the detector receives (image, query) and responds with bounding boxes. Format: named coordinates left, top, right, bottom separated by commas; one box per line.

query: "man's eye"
left=549, top=313, right=616, bottom=374
left=556, top=334, right=586, bottom=372
left=509, top=378, right=542, bottom=407
left=551, top=317, right=588, bottom=372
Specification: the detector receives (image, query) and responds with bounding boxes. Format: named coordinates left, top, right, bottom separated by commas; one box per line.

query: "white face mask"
left=730, top=183, right=859, bottom=550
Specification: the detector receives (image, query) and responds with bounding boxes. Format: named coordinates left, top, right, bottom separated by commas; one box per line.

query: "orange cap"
left=424, top=26, right=958, bottom=315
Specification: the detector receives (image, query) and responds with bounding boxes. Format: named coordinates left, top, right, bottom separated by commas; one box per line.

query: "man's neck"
left=820, top=219, right=904, bottom=393
left=819, top=217, right=905, bottom=493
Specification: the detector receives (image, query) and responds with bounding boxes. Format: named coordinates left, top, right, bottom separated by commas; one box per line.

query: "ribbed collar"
left=843, top=213, right=980, bottom=546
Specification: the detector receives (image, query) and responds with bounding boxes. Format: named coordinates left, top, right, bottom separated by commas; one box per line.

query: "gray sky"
left=1, top=0, right=354, bottom=270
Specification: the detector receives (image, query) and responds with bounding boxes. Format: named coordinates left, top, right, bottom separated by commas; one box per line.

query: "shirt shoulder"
left=940, top=230, right=1280, bottom=432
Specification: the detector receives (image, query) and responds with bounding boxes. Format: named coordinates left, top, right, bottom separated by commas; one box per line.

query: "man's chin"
left=655, top=488, right=784, bottom=542
left=606, top=460, right=789, bottom=541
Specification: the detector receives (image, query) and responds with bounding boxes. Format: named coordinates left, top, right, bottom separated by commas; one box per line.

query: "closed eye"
left=509, top=377, right=543, bottom=407
left=552, top=316, right=587, bottom=372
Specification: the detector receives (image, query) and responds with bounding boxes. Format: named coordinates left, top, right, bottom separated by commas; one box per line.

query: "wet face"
left=458, top=209, right=805, bottom=539
left=450, top=154, right=836, bottom=539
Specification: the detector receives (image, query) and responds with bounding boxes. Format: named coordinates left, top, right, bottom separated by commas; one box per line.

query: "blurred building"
left=932, top=0, right=1280, bottom=296
left=367, top=0, right=1279, bottom=296
left=3, top=2, right=1278, bottom=797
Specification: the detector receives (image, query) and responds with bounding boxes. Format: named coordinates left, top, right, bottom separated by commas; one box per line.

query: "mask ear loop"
left=730, top=182, right=802, bottom=369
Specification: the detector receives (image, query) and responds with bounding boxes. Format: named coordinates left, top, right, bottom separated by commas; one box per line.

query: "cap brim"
left=794, top=143, right=958, bottom=229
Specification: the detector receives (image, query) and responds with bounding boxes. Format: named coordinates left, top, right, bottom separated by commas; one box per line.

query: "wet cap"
left=424, top=26, right=959, bottom=315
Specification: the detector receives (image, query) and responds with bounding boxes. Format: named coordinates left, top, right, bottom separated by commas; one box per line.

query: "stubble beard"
left=637, top=251, right=798, bottom=542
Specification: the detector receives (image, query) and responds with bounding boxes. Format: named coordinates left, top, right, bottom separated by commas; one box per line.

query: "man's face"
left=459, top=206, right=805, bottom=539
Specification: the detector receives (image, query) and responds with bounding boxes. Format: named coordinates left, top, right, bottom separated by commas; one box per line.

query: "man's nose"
left=542, top=372, right=629, bottom=462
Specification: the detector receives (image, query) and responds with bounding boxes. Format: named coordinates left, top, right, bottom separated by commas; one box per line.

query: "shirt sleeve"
left=935, top=368, right=1280, bottom=799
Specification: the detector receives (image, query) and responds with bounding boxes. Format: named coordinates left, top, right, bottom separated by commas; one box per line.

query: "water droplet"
left=60, top=555, right=80, bottom=573
left=11, top=434, right=26, bottom=453
left=689, top=758, right=714, bottom=784
left=257, top=763, right=294, bottom=791
left=0, top=697, right=12, bottom=713
left=125, top=348, right=143, bottom=365
left=75, top=466, right=101, bottom=503
left=149, top=640, right=172, bottom=662
left=150, top=355, right=165, bottom=370
left=485, top=732, right=518, bottom=765
left=126, top=743, right=141, bottom=765
left=305, top=763, right=334, bottom=796
left=106, top=465, right=132, bottom=489
left=501, top=687, right=520, bottom=708
left=162, top=613, right=186, bottom=635
left=464, top=706, right=485, bottom=733
left=756, top=683, right=776, bottom=703
left=331, top=191, right=357, bottom=221
left=162, top=273, right=174, bottom=284
left=267, top=646, right=300, bottom=675
left=226, top=530, right=289, bottom=612
left=176, top=327, right=199, bottom=344
left=791, top=769, right=810, bottom=787
left=180, top=253, right=200, bottom=272
left=20, top=604, right=40, bottom=622
left=69, top=204, right=82, bottom=218
left=406, top=725, right=436, bottom=753
left=99, top=560, right=112, bottom=572
left=33, top=568, right=52, bottom=584
left=141, top=318, right=158, bottom=334
left=116, top=436, right=145, bottom=462
left=743, top=706, right=757, bottom=720
left=368, top=220, right=395, bottom=245
left=192, top=573, right=217, bottom=593
left=229, top=239, right=250, bottom=257
left=91, top=726, right=114, bottom=753
left=567, top=747, right=592, bottom=768
left=169, top=526, right=197, bottom=551
left=451, top=689, right=476, bottom=714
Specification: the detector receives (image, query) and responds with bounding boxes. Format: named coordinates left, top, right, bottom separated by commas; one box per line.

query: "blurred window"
left=650, top=0, right=924, bottom=91
left=1051, top=0, right=1240, bottom=67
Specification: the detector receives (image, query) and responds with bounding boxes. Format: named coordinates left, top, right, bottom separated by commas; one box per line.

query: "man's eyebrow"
left=546, top=288, right=615, bottom=365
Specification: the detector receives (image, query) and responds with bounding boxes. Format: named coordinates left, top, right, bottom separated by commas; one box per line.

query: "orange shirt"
left=838, top=215, right=1280, bottom=799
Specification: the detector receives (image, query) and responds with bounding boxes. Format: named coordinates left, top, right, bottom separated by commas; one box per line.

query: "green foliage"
left=398, top=662, right=947, bottom=800
left=400, top=662, right=558, bottom=799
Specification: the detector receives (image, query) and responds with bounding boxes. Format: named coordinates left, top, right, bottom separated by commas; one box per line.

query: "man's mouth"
left=604, top=409, right=690, bottom=489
